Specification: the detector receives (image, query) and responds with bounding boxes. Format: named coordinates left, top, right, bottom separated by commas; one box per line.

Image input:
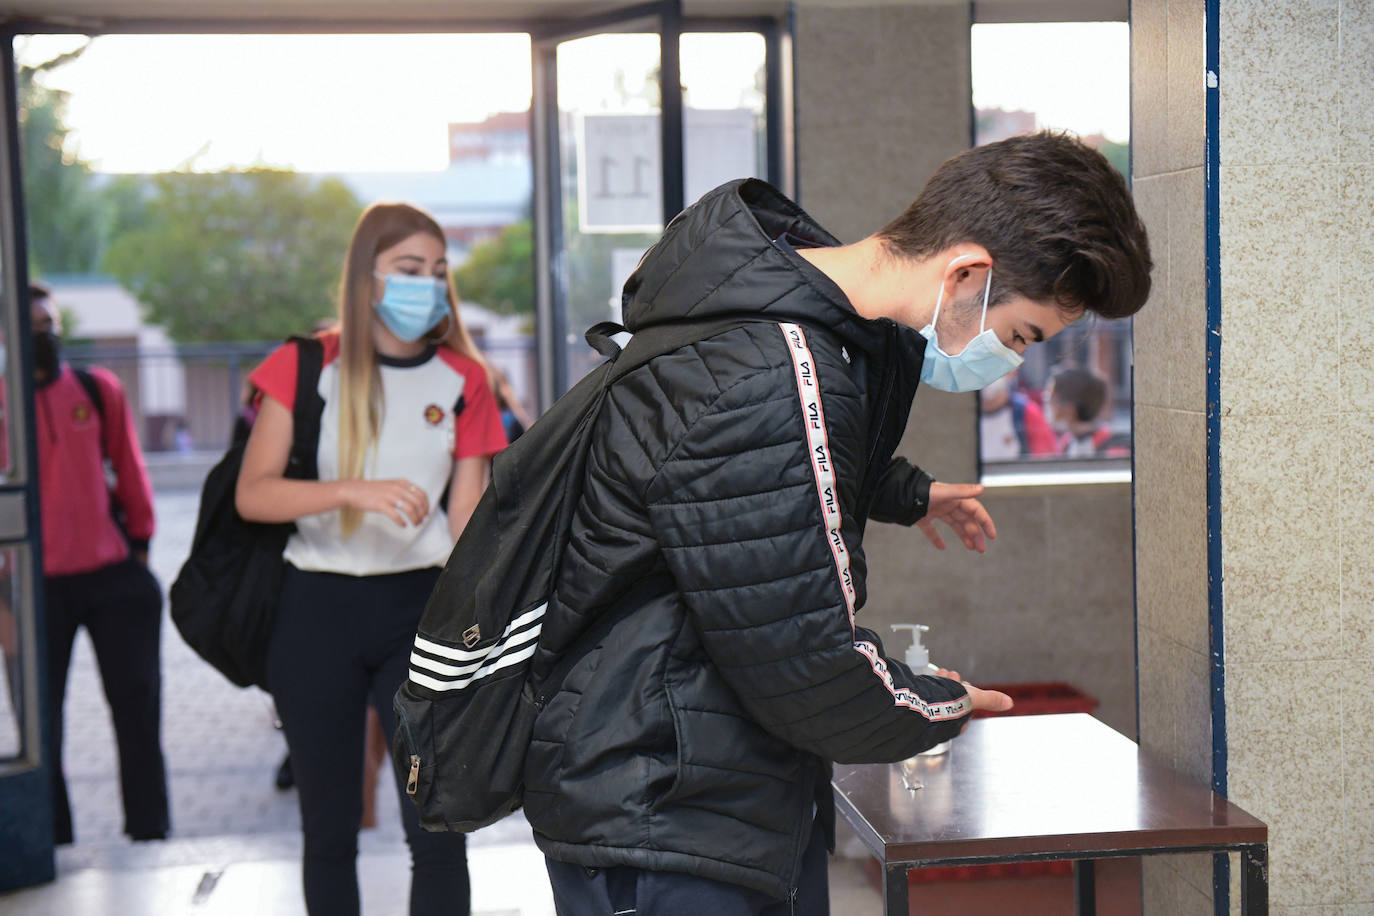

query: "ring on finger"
left=395, top=500, right=406, bottom=514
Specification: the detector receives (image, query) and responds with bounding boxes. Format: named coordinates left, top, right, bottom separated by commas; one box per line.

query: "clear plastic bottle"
left=891, top=624, right=950, bottom=757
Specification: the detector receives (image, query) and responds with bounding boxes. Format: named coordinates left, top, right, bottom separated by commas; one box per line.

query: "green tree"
left=103, top=169, right=361, bottom=342
left=453, top=219, right=534, bottom=316
left=18, top=42, right=109, bottom=276
left=1099, top=140, right=1130, bottom=179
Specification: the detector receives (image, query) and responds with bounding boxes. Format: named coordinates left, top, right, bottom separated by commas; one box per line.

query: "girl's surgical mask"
left=918, top=261, right=1024, bottom=393
left=373, top=273, right=449, bottom=343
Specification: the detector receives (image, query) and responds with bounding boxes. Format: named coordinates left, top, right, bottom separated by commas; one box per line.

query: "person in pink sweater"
left=31, top=282, right=168, bottom=844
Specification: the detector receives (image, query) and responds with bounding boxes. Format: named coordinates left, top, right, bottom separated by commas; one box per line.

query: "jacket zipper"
left=406, top=755, right=420, bottom=796
left=394, top=699, right=421, bottom=796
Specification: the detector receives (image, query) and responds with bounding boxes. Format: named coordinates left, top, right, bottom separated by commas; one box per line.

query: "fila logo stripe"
left=778, top=323, right=971, bottom=724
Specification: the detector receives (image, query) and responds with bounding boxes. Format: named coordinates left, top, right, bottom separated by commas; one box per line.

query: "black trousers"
left=545, top=818, right=831, bottom=916
left=267, top=564, right=469, bottom=916
left=45, top=557, right=169, bottom=844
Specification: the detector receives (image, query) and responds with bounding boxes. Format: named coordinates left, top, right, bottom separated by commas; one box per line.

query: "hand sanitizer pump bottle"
left=891, top=624, right=950, bottom=757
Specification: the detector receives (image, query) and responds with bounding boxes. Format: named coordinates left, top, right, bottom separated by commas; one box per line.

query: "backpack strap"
left=598, top=315, right=778, bottom=386
left=73, top=367, right=107, bottom=456
left=285, top=335, right=326, bottom=481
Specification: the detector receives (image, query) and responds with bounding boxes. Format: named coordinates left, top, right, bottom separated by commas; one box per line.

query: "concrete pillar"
left=1133, top=0, right=1374, bottom=907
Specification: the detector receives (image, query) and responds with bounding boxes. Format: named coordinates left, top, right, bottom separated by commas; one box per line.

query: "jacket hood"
left=620, top=179, right=897, bottom=357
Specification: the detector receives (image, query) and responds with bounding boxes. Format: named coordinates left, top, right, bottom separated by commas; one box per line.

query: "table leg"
left=1241, top=844, right=1268, bottom=915
left=883, top=863, right=909, bottom=916
left=1073, top=859, right=1096, bottom=916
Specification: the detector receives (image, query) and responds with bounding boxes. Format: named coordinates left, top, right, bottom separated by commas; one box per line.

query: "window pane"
left=972, top=22, right=1133, bottom=471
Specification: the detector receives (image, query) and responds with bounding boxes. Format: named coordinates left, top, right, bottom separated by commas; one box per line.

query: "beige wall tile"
left=863, top=482, right=1138, bottom=735
left=1132, top=0, right=1169, bottom=180
left=1166, top=167, right=1207, bottom=414
left=1339, top=166, right=1374, bottom=414
left=1344, top=861, right=1374, bottom=904
left=1340, top=412, right=1374, bottom=661
left=1131, top=176, right=1170, bottom=411
left=1134, top=406, right=1208, bottom=654
left=1219, top=0, right=1340, bottom=167
left=1341, top=662, right=1374, bottom=871
left=1339, top=0, right=1374, bottom=162
left=1166, top=0, right=1205, bottom=172
left=1218, top=164, right=1339, bottom=418
left=1226, top=660, right=1347, bottom=905
left=1137, top=624, right=1210, bottom=784
left=1143, top=852, right=1214, bottom=914
left=1221, top=416, right=1341, bottom=663
left=902, top=387, right=977, bottom=483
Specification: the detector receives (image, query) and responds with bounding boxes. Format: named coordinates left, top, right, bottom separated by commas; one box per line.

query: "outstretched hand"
left=934, top=667, right=1014, bottom=727
left=916, top=482, right=997, bottom=553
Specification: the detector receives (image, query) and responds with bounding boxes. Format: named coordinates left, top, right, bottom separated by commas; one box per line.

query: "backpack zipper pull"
left=406, top=755, right=420, bottom=796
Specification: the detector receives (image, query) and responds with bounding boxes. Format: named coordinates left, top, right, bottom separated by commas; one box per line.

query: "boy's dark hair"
left=876, top=131, right=1152, bottom=320
left=1050, top=367, right=1109, bottom=422
left=29, top=281, right=52, bottom=303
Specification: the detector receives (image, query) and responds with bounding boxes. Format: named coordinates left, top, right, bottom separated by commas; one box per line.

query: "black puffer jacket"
left=524, top=180, right=974, bottom=900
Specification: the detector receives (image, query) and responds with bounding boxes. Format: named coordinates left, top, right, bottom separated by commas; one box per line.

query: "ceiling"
left=2, top=0, right=783, bottom=32
left=1, top=0, right=1124, bottom=32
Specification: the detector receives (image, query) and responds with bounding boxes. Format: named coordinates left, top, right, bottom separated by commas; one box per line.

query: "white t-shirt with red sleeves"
left=249, top=332, right=507, bottom=577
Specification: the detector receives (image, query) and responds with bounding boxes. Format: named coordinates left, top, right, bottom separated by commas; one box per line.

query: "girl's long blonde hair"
left=336, top=202, right=488, bottom=537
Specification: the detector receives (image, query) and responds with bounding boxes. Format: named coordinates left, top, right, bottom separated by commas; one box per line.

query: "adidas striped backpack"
left=392, top=316, right=754, bottom=832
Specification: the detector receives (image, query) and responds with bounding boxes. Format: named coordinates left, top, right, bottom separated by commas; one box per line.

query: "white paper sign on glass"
left=579, top=109, right=760, bottom=233
left=579, top=114, right=663, bottom=233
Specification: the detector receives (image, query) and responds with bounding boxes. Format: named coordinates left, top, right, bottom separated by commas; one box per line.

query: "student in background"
left=235, top=204, right=506, bottom=916
left=1045, top=366, right=1117, bottom=457
left=31, top=281, right=168, bottom=845
left=979, top=372, right=1057, bottom=460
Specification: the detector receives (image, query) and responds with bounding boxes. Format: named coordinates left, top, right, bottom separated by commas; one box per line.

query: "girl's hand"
left=342, top=479, right=430, bottom=528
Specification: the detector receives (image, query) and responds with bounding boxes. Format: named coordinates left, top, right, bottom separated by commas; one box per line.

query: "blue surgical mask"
left=918, top=262, right=1023, bottom=393
left=373, top=273, right=449, bottom=343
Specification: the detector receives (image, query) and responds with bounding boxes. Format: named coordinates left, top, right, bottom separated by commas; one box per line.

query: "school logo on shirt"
left=423, top=404, right=445, bottom=426
left=72, top=403, right=93, bottom=424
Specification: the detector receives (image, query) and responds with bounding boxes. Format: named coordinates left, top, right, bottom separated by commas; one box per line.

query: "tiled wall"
left=793, top=2, right=1139, bottom=739
left=1130, top=0, right=1215, bottom=907
left=1218, top=0, right=1373, bottom=907
left=1135, top=0, right=1374, bottom=908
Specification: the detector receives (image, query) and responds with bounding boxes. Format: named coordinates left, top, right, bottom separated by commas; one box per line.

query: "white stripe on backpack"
left=408, top=603, right=546, bottom=692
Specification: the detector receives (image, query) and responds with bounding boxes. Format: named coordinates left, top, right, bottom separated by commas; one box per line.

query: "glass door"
left=531, top=4, right=783, bottom=404
left=0, top=35, right=56, bottom=892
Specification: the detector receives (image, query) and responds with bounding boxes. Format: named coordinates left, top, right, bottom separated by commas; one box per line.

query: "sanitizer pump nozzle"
left=890, top=624, right=935, bottom=674
left=891, top=623, right=950, bottom=757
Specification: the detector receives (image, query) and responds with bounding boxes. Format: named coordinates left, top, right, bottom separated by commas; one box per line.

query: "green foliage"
left=453, top=219, right=534, bottom=316
left=102, top=169, right=361, bottom=342
left=1099, top=140, right=1130, bottom=179
left=18, top=43, right=109, bottom=276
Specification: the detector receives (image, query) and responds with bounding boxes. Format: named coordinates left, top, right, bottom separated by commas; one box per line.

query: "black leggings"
left=268, top=565, right=469, bottom=916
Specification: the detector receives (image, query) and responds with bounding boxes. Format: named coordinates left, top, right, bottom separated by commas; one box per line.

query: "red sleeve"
left=444, top=354, right=508, bottom=460
left=1021, top=398, right=1059, bottom=457
left=248, top=341, right=301, bottom=412
left=91, top=368, right=156, bottom=544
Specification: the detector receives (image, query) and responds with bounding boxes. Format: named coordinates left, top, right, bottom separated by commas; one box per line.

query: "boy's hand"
left=918, top=482, right=997, bottom=553
left=934, top=667, right=1014, bottom=730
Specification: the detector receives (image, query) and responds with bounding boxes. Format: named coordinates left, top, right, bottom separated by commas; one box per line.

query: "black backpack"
left=393, top=317, right=757, bottom=833
left=169, top=336, right=325, bottom=689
